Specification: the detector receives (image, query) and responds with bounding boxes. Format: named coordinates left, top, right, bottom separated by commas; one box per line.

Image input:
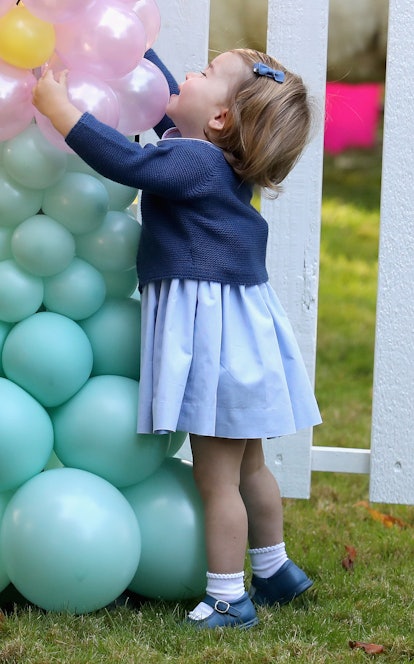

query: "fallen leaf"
left=355, top=501, right=409, bottom=529
left=349, top=640, right=385, bottom=654
left=342, top=544, right=357, bottom=571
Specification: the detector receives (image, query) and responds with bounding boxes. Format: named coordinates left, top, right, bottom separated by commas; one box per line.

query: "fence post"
left=369, top=0, right=414, bottom=504
left=261, top=0, right=328, bottom=498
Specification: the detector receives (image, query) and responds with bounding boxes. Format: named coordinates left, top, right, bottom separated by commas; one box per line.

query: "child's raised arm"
left=32, top=70, right=83, bottom=138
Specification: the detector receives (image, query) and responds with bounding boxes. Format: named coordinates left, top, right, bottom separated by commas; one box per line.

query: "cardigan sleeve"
left=66, top=112, right=220, bottom=199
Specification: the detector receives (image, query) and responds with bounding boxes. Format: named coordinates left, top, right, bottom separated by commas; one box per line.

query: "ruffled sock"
left=187, top=571, right=245, bottom=620
left=248, top=541, right=288, bottom=579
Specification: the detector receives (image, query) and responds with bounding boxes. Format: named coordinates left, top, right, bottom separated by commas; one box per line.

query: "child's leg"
left=190, top=434, right=248, bottom=574
left=240, top=438, right=313, bottom=606
left=187, top=434, right=258, bottom=628
left=239, top=437, right=284, bottom=547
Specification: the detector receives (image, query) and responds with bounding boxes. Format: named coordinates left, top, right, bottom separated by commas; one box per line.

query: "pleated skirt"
left=137, top=279, right=321, bottom=439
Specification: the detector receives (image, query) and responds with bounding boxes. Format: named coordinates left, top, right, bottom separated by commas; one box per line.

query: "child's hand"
left=32, top=69, right=69, bottom=117
left=32, top=69, right=83, bottom=137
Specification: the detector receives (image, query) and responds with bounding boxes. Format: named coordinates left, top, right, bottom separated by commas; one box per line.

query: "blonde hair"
left=208, top=49, right=312, bottom=194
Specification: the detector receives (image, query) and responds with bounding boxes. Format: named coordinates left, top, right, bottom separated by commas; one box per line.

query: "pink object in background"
left=324, top=82, right=382, bottom=154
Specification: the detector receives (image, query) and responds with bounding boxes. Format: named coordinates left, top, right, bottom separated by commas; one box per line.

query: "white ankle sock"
left=187, top=572, right=245, bottom=621
left=248, top=542, right=288, bottom=579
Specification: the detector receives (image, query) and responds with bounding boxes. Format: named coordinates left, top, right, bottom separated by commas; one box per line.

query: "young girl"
left=33, top=47, right=321, bottom=630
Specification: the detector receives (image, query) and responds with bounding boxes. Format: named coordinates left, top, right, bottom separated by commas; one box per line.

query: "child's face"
left=166, top=51, right=249, bottom=139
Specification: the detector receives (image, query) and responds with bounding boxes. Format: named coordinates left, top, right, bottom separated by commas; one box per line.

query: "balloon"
left=0, top=5, right=55, bottom=69
left=55, top=2, right=147, bottom=80
left=109, top=58, right=170, bottom=135
left=0, top=377, right=54, bottom=492
left=0, top=321, right=12, bottom=376
left=79, top=298, right=141, bottom=380
left=98, top=175, right=138, bottom=212
left=43, top=450, right=64, bottom=470
left=2, top=124, right=67, bottom=190
left=23, top=0, right=95, bottom=24
left=0, top=227, right=12, bottom=261
left=167, top=431, right=188, bottom=457
left=35, top=71, right=120, bottom=153
left=11, top=214, right=75, bottom=277
left=0, top=259, right=44, bottom=323
left=0, top=0, right=13, bottom=18
left=52, top=375, right=170, bottom=488
left=0, top=166, right=43, bottom=228
left=0, top=468, right=141, bottom=613
left=76, top=210, right=141, bottom=272
left=101, top=266, right=138, bottom=299
left=0, top=61, right=36, bottom=141
left=2, top=311, right=93, bottom=407
left=122, top=458, right=207, bottom=600
left=42, top=172, right=109, bottom=234
left=65, top=152, right=97, bottom=177
left=131, top=0, right=161, bottom=50
left=43, top=258, right=106, bottom=321
left=0, top=490, right=14, bottom=594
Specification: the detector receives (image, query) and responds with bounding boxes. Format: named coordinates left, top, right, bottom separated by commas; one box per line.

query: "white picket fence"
left=148, top=0, right=414, bottom=505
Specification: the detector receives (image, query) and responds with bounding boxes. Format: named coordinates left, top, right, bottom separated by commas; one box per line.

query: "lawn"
left=1, top=148, right=414, bottom=663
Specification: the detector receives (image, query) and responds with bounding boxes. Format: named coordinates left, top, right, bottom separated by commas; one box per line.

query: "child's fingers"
left=57, top=69, right=69, bottom=85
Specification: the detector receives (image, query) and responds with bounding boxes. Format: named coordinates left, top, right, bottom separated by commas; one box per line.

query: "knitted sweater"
left=66, top=66, right=269, bottom=290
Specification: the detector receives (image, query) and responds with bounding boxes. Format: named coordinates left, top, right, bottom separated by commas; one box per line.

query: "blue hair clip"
left=253, top=62, right=285, bottom=83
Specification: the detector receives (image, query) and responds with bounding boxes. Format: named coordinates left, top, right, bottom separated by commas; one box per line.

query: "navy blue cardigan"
left=66, top=54, right=269, bottom=290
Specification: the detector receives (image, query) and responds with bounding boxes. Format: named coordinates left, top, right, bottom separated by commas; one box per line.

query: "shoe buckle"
left=214, top=599, right=230, bottom=614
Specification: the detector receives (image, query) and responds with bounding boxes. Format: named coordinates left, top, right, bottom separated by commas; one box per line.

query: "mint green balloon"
left=2, top=312, right=93, bottom=407
left=52, top=375, right=169, bottom=488
left=66, top=153, right=98, bottom=176
left=79, top=298, right=140, bottom=380
left=98, top=175, right=138, bottom=211
left=3, top=124, right=67, bottom=190
left=0, top=259, right=43, bottom=323
left=0, top=226, right=12, bottom=260
left=0, top=468, right=141, bottom=613
left=167, top=431, right=188, bottom=457
left=11, top=214, right=75, bottom=277
left=76, top=211, right=141, bottom=272
left=0, top=490, right=14, bottom=593
left=0, top=166, right=43, bottom=228
left=43, top=450, right=64, bottom=471
left=101, top=266, right=138, bottom=298
left=0, top=377, right=54, bottom=492
left=0, top=321, right=12, bottom=377
left=43, top=172, right=109, bottom=235
left=122, top=458, right=207, bottom=600
left=65, top=155, right=137, bottom=211
left=43, top=258, right=106, bottom=321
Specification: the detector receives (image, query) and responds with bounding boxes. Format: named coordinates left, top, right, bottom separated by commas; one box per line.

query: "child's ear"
left=208, top=107, right=228, bottom=131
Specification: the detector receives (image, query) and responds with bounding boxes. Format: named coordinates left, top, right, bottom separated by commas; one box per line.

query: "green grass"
left=314, top=150, right=382, bottom=450
left=1, top=148, right=414, bottom=663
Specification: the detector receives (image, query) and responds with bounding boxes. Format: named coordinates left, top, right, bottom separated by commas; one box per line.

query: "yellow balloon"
left=0, top=5, right=55, bottom=69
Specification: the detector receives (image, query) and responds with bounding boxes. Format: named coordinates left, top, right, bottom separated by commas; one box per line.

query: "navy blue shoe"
left=185, top=592, right=259, bottom=629
left=249, top=560, right=313, bottom=607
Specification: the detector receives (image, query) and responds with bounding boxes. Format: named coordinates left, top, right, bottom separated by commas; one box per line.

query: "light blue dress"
left=137, top=278, right=321, bottom=439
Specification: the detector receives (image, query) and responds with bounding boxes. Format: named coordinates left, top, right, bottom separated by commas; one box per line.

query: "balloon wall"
left=0, top=0, right=206, bottom=614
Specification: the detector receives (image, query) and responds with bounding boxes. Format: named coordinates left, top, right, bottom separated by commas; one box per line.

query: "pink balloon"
left=131, top=0, right=161, bottom=50
left=0, top=0, right=14, bottom=19
left=40, top=52, right=67, bottom=75
left=34, top=70, right=120, bottom=153
left=55, top=1, right=147, bottom=80
left=109, top=58, right=169, bottom=135
left=22, top=0, right=95, bottom=24
left=0, top=61, right=36, bottom=141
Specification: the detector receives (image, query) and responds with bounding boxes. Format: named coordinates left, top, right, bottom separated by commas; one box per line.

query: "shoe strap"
left=202, top=594, right=241, bottom=617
